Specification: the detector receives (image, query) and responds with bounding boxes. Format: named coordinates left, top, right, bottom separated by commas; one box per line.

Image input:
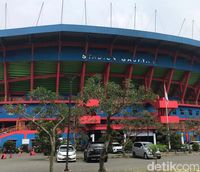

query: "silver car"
left=56, top=145, right=76, bottom=162
left=132, top=142, right=161, bottom=159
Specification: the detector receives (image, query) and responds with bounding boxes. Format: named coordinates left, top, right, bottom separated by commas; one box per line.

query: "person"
left=17, top=147, right=23, bottom=157
left=1, top=152, right=7, bottom=159
left=30, top=147, right=36, bottom=156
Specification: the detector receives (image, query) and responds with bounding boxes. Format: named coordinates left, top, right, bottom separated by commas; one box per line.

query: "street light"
left=64, top=76, right=76, bottom=172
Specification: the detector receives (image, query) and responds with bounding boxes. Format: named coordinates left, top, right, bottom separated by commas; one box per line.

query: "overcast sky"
left=0, top=0, right=200, bottom=40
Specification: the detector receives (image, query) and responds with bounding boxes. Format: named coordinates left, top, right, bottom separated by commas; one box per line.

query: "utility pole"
left=84, top=0, right=87, bottom=25
left=64, top=76, right=76, bottom=172
left=110, top=2, right=112, bottom=27
left=61, top=0, right=64, bottom=24
left=5, top=2, right=7, bottom=29
left=192, top=19, right=194, bottom=39
left=154, top=9, right=157, bottom=32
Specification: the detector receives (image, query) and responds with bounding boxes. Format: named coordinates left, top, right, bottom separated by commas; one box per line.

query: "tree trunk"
left=98, top=115, right=112, bottom=172
left=49, top=134, right=55, bottom=172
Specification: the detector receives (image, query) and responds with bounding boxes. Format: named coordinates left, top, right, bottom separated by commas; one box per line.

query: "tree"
left=81, top=76, right=156, bottom=172
left=34, top=122, right=63, bottom=155
left=121, top=110, right=160, bottom=152
left=5, top=87, right=69, bottom=172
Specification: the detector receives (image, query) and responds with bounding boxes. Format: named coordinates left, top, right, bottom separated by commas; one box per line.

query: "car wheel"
left=132, top=152, right=136, bottom=158
left=157, top=156, right=161, bottom=159
left=144, top=153, right=148, bottom=159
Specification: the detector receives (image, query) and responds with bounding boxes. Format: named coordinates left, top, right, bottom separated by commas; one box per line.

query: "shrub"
left=123, top=140, right=132, bottom=152
left=3, top=140, right=16, bottom=153
left=156, top=144, right=167, bottom=152
left=170, top=134, right=182, bottom=151
left=192, top=143, right=199, bottom=151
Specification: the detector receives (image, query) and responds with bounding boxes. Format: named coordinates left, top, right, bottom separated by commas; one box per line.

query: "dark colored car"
left=84, top=142, right=108, bottom=162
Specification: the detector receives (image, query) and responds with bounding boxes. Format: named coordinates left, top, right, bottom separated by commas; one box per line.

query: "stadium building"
left=0, top=24, right=199, bottom=148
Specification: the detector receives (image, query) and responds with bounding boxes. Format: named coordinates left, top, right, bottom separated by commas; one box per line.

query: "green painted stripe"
left=34, top=78, right=56, bottom=92
left=10, top=81, right=30, bottom=92
left=86, top=62, right=104, bottom=73
left=59, top=77, right=80, bottom=94
left=61, top=61, right=82, bottom=73
left=110, top=64, right=126, bottom=74
left=173, top=70, right=184, bottom=81
left=0, top=84, right=4, bottom=92
left=189, top=73, right=200, bottom=85
left=8, top=62, right=30, bottom=78
left=0, top=63, right=3, bottom=80
left=133, top=65, right=148, bottom=75
left=35, top=61, right=56, bottom=75
left=154, top=67, right=167, bottom=78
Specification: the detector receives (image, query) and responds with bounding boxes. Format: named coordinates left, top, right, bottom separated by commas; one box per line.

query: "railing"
left=0, top=125, right=28, bottom=135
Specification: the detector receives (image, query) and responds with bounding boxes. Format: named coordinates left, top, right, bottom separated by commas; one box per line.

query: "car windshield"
left=90, top=143, right=104, bottom=148
left=112, top=143, right=121, bottom=146
left=59, top=146, right=74, bottom=152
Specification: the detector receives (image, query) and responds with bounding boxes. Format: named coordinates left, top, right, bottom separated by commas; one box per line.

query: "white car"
left=56, top=145, right=76, bottom=162
left=112, top=142, right=123, bottom=153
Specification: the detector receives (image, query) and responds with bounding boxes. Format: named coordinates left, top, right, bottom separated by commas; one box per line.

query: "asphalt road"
left=0, top=153, right=200, bottom=172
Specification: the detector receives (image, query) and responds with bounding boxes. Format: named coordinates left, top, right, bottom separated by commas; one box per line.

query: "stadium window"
left=189, top=109, right=193, bottom=116
left=171, top=110, right=176, bottom=115
left=196, top=111, right=200, bottom=116
left=180, top=108, right=184, bottom=115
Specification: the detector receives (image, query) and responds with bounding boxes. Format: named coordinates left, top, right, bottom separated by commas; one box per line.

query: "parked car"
left=84, top=142, right=108, bottom=162
left=111, top=142, right=123, bottom=153
left=56, top=145, right=76, bottom=162
left=132, top=142, right=161, bottom=159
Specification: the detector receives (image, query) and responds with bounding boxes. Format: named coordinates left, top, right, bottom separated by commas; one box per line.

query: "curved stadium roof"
left=0, top=24, right=199, bottom=104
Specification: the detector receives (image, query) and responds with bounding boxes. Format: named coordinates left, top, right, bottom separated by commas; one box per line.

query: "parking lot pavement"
left=0, top=153, right=200, bottom=172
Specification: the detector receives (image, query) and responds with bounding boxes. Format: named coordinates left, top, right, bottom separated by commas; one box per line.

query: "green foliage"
left=4, top=87, right=76, bottom=172
left=3, top=141, right=16, bottom=153
left=123, top=140, right=133, bottom=152
left=35, top=123, right=62, bottom=155
left=149, top=144, right=159, bottom=155
left=156, top=144, right=167, bottom=152
left=170, top=134, right=182, bottom=150
left=192, top=143, right=199, bottom=151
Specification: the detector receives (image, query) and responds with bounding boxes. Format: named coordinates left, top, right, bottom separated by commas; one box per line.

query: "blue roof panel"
left=0, top=24, right=200, bottom=48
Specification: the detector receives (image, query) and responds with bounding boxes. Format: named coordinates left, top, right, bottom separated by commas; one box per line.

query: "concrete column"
left=124, top=133, right=127, bottom=143
left=181, top=132, right=184, bottom=144
left=153, top=133, right=156, bottom=145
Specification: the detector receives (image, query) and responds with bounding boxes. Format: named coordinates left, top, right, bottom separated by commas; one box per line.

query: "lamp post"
left=64, top=77, right=74, bottom=172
